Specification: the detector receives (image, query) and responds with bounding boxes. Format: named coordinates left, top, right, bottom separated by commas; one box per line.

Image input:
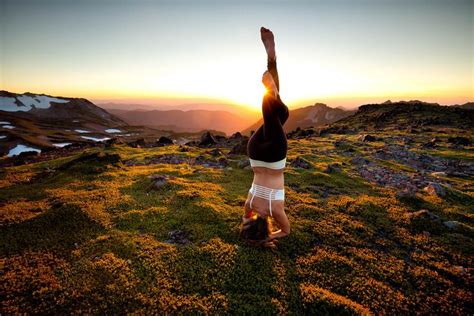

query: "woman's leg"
left=267, top=57, right=279, bottom=93
left=261, top=27, right=280, bottom=93
left=261, top=27, right=287, bottom=124
left=246, top=27, right=288, bottom=162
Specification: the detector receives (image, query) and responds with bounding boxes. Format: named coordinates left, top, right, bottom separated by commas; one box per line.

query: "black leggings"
left=246, top=57, right=289, bottom=162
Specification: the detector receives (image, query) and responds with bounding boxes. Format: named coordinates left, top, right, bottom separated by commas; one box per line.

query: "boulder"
left=207, top=148, right=223, bottom=156
left=128, top=138, right=146, bottom=148
left=229, top=139, right=248, bottom=155
left=215, top=135, right=227, bottom=142
left=423, top=182, right=446, bottom=197
left=218, top=157, right=228, bottom=167
left=359, top=134, right=377, bottom=142
left=291, top=157, right=312, bottom=169
left=157, top=136, right=174, bottom=146
left=164, top=229, right=190, bottom=245
left=57, top=152, right=121, bottom=171
left=199, top=131, right=217, bottom=146
left=443, top=220, right=460, bottom=229
left=350, top=156, right=371, bottom=166
left=148, top=174, right=169, bottom=190
left=447, top=136, right=471, bottom=146
left=238, top=159, right=250, bottom=168
left=406, top=209, right=440, bottom=221
left=17, top=150, right=40, bottom=159
left=230, top=132, right=243, bottom=139
left=325, top=163, right=341, bottom=173
left=421, top=141, right=436, bottom=149
left=396, top=188, right=417, bottom=200
left=178, top=145, right=190, bottom=152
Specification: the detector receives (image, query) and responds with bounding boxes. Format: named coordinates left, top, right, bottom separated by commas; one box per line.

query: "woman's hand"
left=241, top=215, right=252, bottom=225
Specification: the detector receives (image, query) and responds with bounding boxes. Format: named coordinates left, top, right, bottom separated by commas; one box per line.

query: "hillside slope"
left=325, top=100, right=474, bottom=132
left=1, top=121, right=472, bottom=314
left=0, top=91, right=165, bottom=156
left=110, top=108, right=259, bottom=135
left=242, top=103, right=355, bottom=135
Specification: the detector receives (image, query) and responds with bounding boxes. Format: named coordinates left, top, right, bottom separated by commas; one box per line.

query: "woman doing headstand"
left=241, top=27, right=290, bottom=245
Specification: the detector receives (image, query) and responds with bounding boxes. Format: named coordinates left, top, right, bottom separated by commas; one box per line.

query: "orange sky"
left=1, top=0, right=473, bottom=110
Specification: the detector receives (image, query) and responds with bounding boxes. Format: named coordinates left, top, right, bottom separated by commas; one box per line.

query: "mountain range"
left=0, top=91, right=142, bottom=155
left=242, top=103, right=356, bottom=135
left=107, top=108, right=258, bottom=135
left=2, top=90, right=472, bottom=157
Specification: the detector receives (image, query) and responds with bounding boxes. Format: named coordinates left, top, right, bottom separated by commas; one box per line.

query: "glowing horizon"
left=1, top=0, right=472, bottom=110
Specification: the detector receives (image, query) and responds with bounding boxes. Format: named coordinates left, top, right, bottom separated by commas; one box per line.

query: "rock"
left=229, top=139, right=248, bottom=155
left=165, top=229, right=190, bottom=245
left=199, top=131, right=217, bottom=146
left=184, top=140, right=198, bottom=147
left=406, top=209, right=440, bottom=221
left=57, top=152, right=121, bottom=171
left=422, top=137, right=439, bottom=149
left=318, top=128, right=330, bottom=136
left=238, top=159, right=250, bottom=168
left=443, top=220, right=460, bottom=229
left=215, top=135, right=227, bottom=142
left=423, top=182, right=446, bottom=197
left=447, top=136, right=471, bottom=146
left=128, top=138, right=146, bottom=148
left=178, top=145, right=190, bottom=152
left=359, top=134, right=377, bottom=142
left=396, top=188, right=417, bottom=199
left=230, top=132, right=243, bottom=139
left=18, top=150, right=40, bottom=159
left=334, top=140, right=348, bottom=148
left=148, top=174, right=169, bottom=190
left=218, top=157, right=228, bottom=167
left=350, top=156, right=371, bottom=166
left=195, top=155, right=206, bottom=163
left=325, top=163, right=341, bottom=173
left=402, top=137, right=414, bottom=145
left=288, top=127, right=316, bottom=139
left=453, top=265, right=467, bottom=274
left=207, top=148, right=223, bottom=156
left=291, top=157, right=312, bottom=169
left=157, top=136, right=174, bottom=146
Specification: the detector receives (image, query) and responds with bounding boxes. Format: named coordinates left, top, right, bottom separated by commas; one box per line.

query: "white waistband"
left=249, top=183, right=285, bottom=200
left=249, top=157, right=286, bottom=170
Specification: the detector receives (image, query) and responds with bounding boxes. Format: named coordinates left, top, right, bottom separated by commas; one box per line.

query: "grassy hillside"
left=1, top=128, right=472, bottom=314
left=325, top=100, right=474, bottom=132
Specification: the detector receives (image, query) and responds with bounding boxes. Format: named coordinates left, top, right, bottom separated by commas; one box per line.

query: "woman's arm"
left=268, top=209, right=290, bottom=241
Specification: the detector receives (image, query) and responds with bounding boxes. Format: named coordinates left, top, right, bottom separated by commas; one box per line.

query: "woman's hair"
left=240, top=216, right=272, bottom=246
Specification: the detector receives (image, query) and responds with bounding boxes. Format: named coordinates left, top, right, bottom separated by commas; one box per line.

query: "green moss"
left=1, top=133, right=472, bottom=314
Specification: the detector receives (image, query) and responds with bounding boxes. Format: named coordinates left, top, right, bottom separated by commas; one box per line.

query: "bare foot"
left=262, top=70, right=278, bottom=97
left=260, top=26, right=276, bottom=60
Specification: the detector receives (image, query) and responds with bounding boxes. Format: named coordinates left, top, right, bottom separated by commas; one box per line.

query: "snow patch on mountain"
left=81, top=136, right=111, bottom=142
left=105, top=128, right=122, bottom=133
left=0, top=94, right=69, bottom=112
left=8, top=144, right=41, bottom=157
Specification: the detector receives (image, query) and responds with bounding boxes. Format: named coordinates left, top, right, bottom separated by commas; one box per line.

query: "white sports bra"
left=249, top=157, right=286, bottom=170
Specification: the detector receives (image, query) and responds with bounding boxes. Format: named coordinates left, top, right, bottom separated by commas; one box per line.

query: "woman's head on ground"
left=240, top=215, right=275, bottom=248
